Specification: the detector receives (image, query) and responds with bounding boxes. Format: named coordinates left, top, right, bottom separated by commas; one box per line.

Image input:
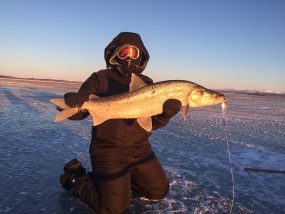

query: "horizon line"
left=1, top=74, right=284, bottom=94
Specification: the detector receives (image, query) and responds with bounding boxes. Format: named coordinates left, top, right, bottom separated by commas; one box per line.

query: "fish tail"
left=50, top=98, right=69, bottom=109
left=55, top=107, right=79, bottom=122
left=50, top=98, right=80, bottom=122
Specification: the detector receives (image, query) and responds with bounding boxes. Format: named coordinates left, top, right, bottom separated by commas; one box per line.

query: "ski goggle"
left=117, top=46, right=140, bottom=60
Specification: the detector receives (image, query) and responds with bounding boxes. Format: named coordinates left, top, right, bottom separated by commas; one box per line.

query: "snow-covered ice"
left=0, top=79, right=284, bottom=213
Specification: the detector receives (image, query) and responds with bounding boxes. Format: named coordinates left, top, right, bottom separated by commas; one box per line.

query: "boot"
left=59, top=158, right=86, bottom=190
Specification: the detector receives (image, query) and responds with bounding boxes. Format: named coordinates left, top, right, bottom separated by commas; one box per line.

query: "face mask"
left=116, top=55, right=141, bottom=77
left=112, top=45, right=141, bottom=76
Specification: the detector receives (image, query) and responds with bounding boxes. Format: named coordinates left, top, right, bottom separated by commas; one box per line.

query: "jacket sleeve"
left=65, top=72, right=101, bottom=120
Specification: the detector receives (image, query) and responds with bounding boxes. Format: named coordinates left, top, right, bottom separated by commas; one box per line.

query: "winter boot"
left=59, top=158, right=86, bottom=190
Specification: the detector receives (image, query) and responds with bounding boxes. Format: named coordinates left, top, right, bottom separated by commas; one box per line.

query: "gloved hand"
left=161, top=99, right=182, bottom=119
left=61, top=92, right=90, bottom=120
left=64, top=92, right=84, bottom=108
left=151, top=99, right=182, bottom=130
left=56, top=92, right=78, bottom=112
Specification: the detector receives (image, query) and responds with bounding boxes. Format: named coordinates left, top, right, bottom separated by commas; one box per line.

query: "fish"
left=51, top=73, right=227, bottom=132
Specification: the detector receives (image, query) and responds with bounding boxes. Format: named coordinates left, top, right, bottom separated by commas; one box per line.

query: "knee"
left=146, top=180, right=169, bottom=200
left=154, top=181, right=169, bottom=199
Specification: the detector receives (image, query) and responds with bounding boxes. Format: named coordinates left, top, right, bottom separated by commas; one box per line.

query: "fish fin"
left=89, top=94, right=99, bottom=100
left=129, top=73, right=147, bottom=92
left=182, top=105, right=189, bottom=121
left=55, top=108, right=79, bottom=122
left=50, top=98, right=69, bottom=109
left=137, top=116, right=152, bottom=132
left=89, top=110, right=108, bottom=126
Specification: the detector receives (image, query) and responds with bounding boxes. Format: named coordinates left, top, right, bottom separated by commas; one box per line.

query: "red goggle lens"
left=118, top=47, right=139, bottom=59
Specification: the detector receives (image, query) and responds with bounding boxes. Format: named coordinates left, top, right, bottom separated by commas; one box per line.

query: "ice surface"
left=0, top=80, right=285, bottom=213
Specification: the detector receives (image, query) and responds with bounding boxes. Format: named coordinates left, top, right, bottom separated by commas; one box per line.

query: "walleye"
left=51, top=74, right=227, bottom=132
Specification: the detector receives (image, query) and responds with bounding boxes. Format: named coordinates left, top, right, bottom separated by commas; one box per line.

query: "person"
left=58, top=32, right=181, bottom=213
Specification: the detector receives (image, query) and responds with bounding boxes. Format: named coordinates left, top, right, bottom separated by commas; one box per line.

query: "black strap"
left=93, top=152, right=155, bottom=181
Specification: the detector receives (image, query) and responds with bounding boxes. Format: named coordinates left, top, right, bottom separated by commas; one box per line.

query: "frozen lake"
left=0, top=81, right=285, bottom=213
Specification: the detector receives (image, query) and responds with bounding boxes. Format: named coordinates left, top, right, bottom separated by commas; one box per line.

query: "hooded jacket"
left=64, top=32, right=178, bottom=165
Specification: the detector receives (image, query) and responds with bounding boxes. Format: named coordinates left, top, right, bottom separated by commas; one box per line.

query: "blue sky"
left=0, top=0, right=284, bottom=92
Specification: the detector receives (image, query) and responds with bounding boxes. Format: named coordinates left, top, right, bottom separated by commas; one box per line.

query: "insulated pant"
left=73, top=153, right=169, bottom=214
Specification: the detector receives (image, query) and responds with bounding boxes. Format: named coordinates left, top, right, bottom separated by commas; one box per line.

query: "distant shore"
left=1, top=75, right=284, bottom=97
left=0, top=75, right=82, bottom=92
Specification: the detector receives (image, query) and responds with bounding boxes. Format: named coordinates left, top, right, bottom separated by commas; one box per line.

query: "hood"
left=104, top=32, right=150, bottom=73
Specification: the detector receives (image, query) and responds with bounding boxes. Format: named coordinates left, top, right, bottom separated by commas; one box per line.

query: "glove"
left=62, top=92, right=89, bottom=120
left=56, top=92, right=78, bottom=112
left=151, top=99, right=182, bottom=130
left=64, top=92, right=84, bottom=108
left=161, top=99, right=182, bottom=119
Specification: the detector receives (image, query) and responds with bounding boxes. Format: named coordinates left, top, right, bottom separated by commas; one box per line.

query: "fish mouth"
left=215, top=96, right=226, bottom=104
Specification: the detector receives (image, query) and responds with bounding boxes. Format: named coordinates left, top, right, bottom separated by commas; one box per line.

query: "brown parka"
left=64, top=32, right=181, bottom=213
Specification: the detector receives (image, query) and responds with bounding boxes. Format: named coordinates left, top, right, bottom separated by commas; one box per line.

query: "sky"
left=0, top=0, right=285, bottom=92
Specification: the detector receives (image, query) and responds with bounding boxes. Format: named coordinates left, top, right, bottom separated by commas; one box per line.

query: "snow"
left=0, top=78, right=285, bottom=213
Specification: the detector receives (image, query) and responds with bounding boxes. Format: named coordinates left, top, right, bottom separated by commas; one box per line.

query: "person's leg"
left=73, top=172, right=131, bottom=214
left=72, top=172, right=100, bottom=211
left=131, top=154, right=169, bottom=200
left=60, top=158, right=131, bottom=214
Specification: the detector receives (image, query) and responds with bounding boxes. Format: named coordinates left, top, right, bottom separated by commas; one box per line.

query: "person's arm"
left=152, top=99, right=181, bottom=130
left=62, top=72, right=101, bottom=120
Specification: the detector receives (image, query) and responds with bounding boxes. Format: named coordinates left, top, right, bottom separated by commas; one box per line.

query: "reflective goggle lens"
left=118, top=47, right=139, bottom=59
